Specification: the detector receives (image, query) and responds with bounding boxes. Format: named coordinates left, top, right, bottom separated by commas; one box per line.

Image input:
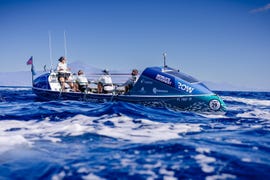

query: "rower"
left=97, top=69, right=114, bottom=93
left=76, top=70, right=89, bottom=92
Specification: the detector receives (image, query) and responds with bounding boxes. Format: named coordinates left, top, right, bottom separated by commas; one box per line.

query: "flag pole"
left=27, top=56, right=34, bottom=86
left=31, top=63, right=34, bottom=85
left=31, top=57, right=35, bottom=86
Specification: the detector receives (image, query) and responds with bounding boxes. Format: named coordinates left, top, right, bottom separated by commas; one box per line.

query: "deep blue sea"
left=0, top=87, right=270, bottom=180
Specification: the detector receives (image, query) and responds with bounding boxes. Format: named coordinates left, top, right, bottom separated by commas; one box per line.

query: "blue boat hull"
left=32, top=66, right=226, bottom=112
left=32, top=87, right=225, bottom=112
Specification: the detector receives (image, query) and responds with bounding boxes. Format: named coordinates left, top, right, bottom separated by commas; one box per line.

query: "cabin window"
left=167, top=71, right=199, bottom=83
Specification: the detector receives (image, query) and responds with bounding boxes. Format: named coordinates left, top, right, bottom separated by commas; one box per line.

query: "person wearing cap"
left=97, top=69, right=114, bottom=93
left=76, top=70, right=89, bottom=92
left=122, top=69, right=139, bottom=92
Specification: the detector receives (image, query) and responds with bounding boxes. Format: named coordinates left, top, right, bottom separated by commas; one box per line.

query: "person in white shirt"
left=57, top=56, right=70, bottom=75
left=57, top=56, right=74, bottom=91
left=97, top=69, right=114, bottom=93
left=76, top=70, right=88, bottom=92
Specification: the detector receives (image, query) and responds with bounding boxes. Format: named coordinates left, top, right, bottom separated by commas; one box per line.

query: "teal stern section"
left=129, top=66, right=226, bottom=112
left=192, top=94, right=226, bottom=112
left=159, top=94, right=226, bottom=112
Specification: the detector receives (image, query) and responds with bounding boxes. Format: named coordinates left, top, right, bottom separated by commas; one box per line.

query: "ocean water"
left=0, top=87, right=270, bottom=180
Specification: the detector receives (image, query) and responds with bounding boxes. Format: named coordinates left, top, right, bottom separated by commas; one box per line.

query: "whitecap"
left=51, top=171, right=66, bottom=180
left=222, top=96, right=270, bottom=107
left=196, top=147, right=211, bottom=154
left=0, top=114, right=202, bottom=152
left=236, top=108, right=270, bottom=121
left=159, top=167, right=175, bottom=176
left=194, top=154, right=216, bottom=173
left=82, top=173, right=105, bottom=180
left=241, top=158, right=252, bottom=162
left=225, top=139, right=243, bottom=145
left=206, top=173, right=236, bottom=180
left=0, top=135, right=31, bottom=154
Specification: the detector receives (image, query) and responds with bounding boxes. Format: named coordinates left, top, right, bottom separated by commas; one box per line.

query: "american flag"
left=26, top=56, right=33, bottom=65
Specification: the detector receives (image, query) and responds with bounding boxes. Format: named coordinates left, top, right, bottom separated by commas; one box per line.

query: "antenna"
left=64, top=31, right=67, bottom=58
left=48, top=31, right=53, bottom=70
left=163, top=52, right=167, bottom=68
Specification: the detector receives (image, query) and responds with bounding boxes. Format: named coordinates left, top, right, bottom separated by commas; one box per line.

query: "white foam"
left=0, top=115, right=202, bottom=154
left=225, top=139, right=242, bottom=145
left=222, top=96, right=270, bottom=107
left=221, top=95, right=270, bottom=120
left=0, top=120, right=34, bottom=153
left=91, top=116, right=202, bottom=143
left=194, top=154, right=216, bottom=173
left=201, top=114, right=227, bottom=119
left=236, top=108, right=270, bottom=121
left=224, top=126, right=241, bottom=131
left=159, top=167, right=175, bottom=176
left=241, top=158, right=252, bottom=162
left=52, top=171, right=66, bottom=180
left=82, top=173, right=104, bottom=180
left=196, top=147, right=211, bottom=154
left=143, top=161, right=162, bottom=169
left=0, top=135, right=31, bottom=154
left=206, top=173, right=236, bottom=180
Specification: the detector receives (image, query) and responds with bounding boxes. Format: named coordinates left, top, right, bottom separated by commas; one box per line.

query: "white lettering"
left=178, top=82, right=194, bottom=93
left=155, top=74, right=172, bottom=85
left=181, top=84, right=187, bottom=91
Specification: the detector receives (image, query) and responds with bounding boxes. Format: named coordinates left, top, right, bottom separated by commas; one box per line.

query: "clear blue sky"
left=1, top=0, right=270, bottom=90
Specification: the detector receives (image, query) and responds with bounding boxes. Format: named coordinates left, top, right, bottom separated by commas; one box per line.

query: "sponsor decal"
left=155, top=74, right=172, bottom=85
left=140, top=79, right=153, bottom=84
left=153, top=87, right=169, bottom=94
left=154, top=73, right=194, bottom=94
left=209, top=99, right=221, bottom=110
left=177, top=81, right=194, bottom=93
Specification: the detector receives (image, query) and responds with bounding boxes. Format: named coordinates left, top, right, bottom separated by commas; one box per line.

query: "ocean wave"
left=1, top=88, right=270, bottom=179
left=236, top=108, right=270, bottom=121
left=0, top=134, right=31, bottom=154
left=222, top=95, right=270, bottom=106
left=0, top=114, right=202, bottom=151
